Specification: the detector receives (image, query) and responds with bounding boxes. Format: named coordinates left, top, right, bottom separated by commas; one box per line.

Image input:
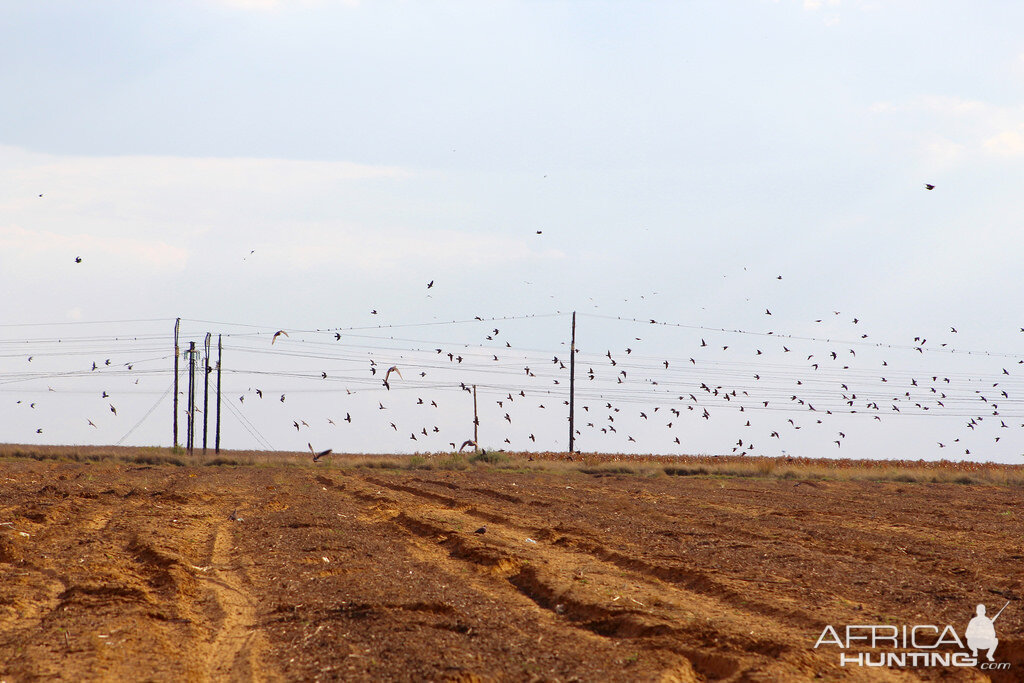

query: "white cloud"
left=0, top=145, right=410, bottom=199
left=801, top=0, right=841, bottom=10
left=0, top=145, right=415, bottom=236
left=266, top=226, right=564, bottom=271
left=0, top=224, right=189, bottom=271
left=0, top=146, right=562, bottom=278
left=212, top=0, right=358, bottom=10
left=869, top=95, right=1024, bottom=160
left=984, top=125, right=1024, bottom=156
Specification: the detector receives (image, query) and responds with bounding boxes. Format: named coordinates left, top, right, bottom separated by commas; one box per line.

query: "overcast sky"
left=3, top=1, right=1024, bottom=462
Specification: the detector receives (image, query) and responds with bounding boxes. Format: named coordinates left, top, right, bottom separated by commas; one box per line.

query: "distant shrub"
left=663, top=466, right=708, bottom=477
left=204, top=458, right=242, bottom=467
left=437, top=455, right=469, bottom=470
left=470, top=450, right=509, bottom=465
left=580, top=466, right=637, bottom=476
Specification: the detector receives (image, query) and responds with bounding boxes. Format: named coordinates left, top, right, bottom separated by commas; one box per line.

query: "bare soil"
left=1, top=455, right=1022, bottom=681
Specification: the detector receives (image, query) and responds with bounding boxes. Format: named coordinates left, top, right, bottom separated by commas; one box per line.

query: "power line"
left=578, top=312, right=1024, bottom=359
left=116, top=381, right=174, bottom=445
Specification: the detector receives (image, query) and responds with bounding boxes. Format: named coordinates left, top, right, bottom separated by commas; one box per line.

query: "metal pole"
left=472, top=385, right=479, bottom=453
left=569, top=311, right=576, bottom=454
left=173, top=318, right=180, bottom=449
left=203, top=332, right=211, bottom=454
left=215, top=334, right=222, bottom=454
left=187, top=341, right=196, bottom=455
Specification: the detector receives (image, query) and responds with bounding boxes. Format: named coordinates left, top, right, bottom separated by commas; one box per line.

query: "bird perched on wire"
left=272, top=330, right=289, bottom=344
left=309, top=443, right=332, bottom=462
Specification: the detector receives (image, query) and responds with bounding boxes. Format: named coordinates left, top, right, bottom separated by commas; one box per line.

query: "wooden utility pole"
left=187, top=341, right=196, bottom=455
left=202, top=332, right=211, bottom=453
left=472, top=385, right=479, bottom=453
left=173, top=318, right=180, bottom=449
left=569, top=311, right=576, bottom=454
left=215, top=334, right=222, bottom=454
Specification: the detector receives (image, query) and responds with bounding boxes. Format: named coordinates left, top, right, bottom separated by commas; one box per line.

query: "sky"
left=3, top=0, right=1024, bottom=462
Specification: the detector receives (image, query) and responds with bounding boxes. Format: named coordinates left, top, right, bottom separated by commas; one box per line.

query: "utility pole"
left=472, top=385, right=479, bottom=453
left=173, top=318, right=180, bottom=449
left=187, top=341, right=196, bottom=455
left=215, top=334, right=222, bottom=454
left=569, top=310, right=576, bottom=454
left=202, top=332, right=211, bottom=454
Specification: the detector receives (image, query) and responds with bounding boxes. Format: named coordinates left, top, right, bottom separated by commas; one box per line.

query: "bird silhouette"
left=272, top=330, right=288, bottom=344
left=309, top=443, right=332, bottom=462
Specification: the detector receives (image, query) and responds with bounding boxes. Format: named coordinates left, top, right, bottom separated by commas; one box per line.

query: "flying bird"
left=309, top=443, right=332, bottom=462
left=271, top=330, right=288, bottom=344
left=924, top=183, right=935, bottom=190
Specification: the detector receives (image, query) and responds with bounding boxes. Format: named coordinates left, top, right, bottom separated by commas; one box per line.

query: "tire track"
left=199, top=522, right=266, bottom=682
left=359, top=473, right=828, bottom=631
left=336, top=473, right=837, bottom=680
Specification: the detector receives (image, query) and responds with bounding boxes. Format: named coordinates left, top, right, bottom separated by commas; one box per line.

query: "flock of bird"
left=13, top=196, right=1024, bottom=461
left=206, top=270, right=1021, bottom=461
left=8, top=292, right=1024, bottom=461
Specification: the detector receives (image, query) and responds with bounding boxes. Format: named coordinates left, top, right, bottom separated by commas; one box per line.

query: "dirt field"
left=1, top=453, right=1022, bottom=682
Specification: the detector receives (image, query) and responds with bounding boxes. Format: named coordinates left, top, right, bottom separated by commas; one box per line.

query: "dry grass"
left=2, top=444, right=1023, bottom=486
